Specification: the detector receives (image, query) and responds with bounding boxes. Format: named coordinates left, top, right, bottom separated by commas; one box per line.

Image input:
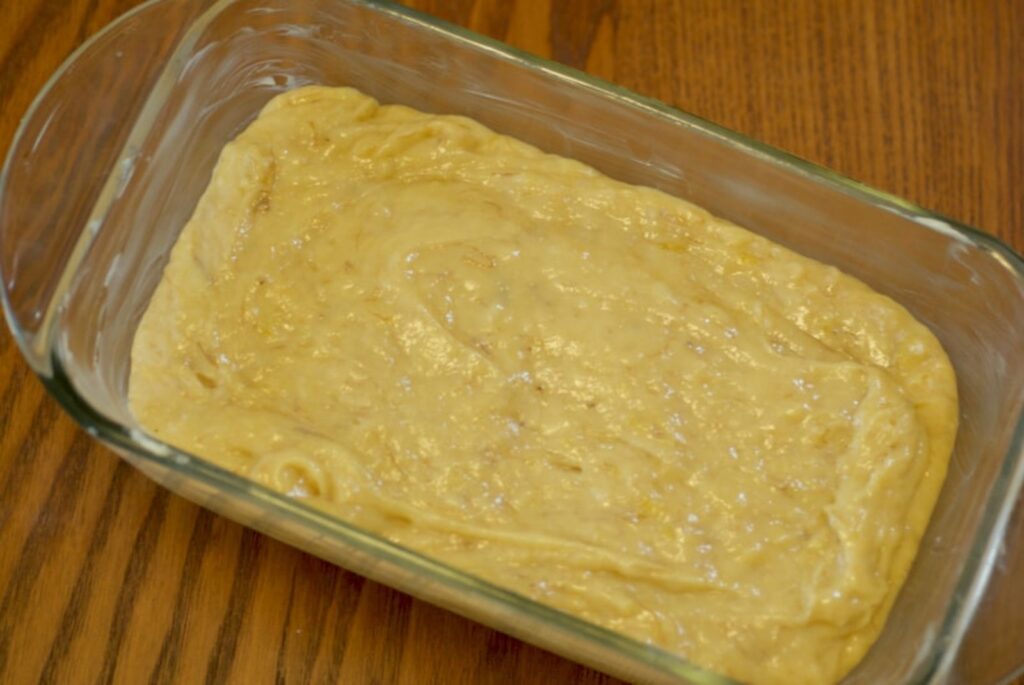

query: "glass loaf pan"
left=1, top=1, right=1022, bottom=683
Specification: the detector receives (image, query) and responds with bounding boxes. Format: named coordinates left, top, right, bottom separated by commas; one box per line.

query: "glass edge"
left=998, top=662, right=1024, bottom=685
left=919, top=410, right=1024, bottom=684
left=0, top=0, right=178, bottom=373
left=2, top=0, right=1021, bottom=682
left=360, top=1, right=1024, bottom=266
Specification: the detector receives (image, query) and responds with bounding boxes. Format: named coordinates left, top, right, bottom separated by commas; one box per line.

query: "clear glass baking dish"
left=2, top=0, right=1022, bottom=682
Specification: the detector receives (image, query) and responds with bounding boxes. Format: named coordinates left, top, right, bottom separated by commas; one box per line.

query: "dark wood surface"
left=1, top=1, right=1021, bottom=683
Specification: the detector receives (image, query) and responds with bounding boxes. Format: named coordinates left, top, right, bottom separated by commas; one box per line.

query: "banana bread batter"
left=129, top=86, right=958, bottom=685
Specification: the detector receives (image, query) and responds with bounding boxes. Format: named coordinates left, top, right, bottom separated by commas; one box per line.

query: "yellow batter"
left=129, top=86, right=958, bottom=685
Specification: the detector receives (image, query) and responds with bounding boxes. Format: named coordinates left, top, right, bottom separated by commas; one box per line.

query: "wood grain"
left=0, top=1, right=1021, bottom=683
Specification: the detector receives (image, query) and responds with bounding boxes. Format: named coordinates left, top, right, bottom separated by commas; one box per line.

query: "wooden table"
left=1, top=1, right=1021, bottom=683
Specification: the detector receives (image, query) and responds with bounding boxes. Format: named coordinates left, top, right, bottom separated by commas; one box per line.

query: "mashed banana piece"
left=129, top=86, right=958, bottom=685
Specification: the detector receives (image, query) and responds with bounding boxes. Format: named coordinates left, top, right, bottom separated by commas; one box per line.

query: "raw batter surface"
left=129, top=86, right=958, bottom=685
